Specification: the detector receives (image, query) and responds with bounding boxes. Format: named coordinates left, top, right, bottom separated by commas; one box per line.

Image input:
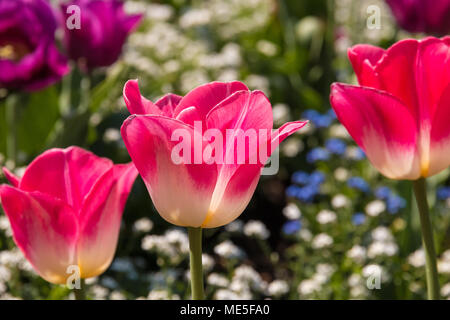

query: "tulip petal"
left=429, top=84, right=450, bottom=176
left=121, top=115, right=218, bottom=227
left=19, top=147, right=113, bottom=210
left=173, top=81, right=249, bottom=120
left=348, top=44, right=384, bottom=87
left=330, top=83, right=420, bottom=180
left=155, top=93, right=182, bottom=117
left=0, top=185, right=78, bottom=284
left=175, top=106, right=203, bottom=127
left=201, top=163, right=261, bottom=228
left=416, top=37, right=450, bottom=121
left=2, top=167, right=20, bottom=187
left=77, top=163, right=137, bottom=278
left=270, top=121, right=308, bottom=153
left=202, top=90, right=273, bottom=227
left=123, top=80, right=162, bottom=115
left=372, top=39, right=420, bottom=114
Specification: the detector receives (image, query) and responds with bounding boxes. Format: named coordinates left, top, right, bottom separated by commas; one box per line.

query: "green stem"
left=412, top=178, right=440, bottom=300
left=188, top=227, right=204, bottom=300
left=59, top=71, right=72, bottom=116
left=6, top=94, right=19, bottom=165
left=74, top=278, right=86, bottom=300
left=79, top=75, right=91, bottom=112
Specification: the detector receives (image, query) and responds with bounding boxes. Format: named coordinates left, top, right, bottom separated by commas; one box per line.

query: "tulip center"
left=0, top=42, right=29, bottom=61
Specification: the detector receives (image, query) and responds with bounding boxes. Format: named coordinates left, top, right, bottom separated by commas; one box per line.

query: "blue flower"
left=282, top=220, right=302, bottom=235
left=347, top=176, right=370, bottom=193
left=315, top=114, right=333, bottom=128
left=306, top=147, right=330, bottom=163
left=375, top=186, right=392, bottom=200
left=302, top=109, right=333, bottom=128
left=286, top=185, right=301, bottom=198
left=325, top=138, right=347, bottom=155
left=292, top=171, right=310, bottom=185
left=296, top=185, right=320, bottom=202
left=437, top=186, right=450, bottom=200
left=386, top=195, right=406, bottom=214
left=352, top=213, right=366, bottom=226
left=327, top=108, right=337, bottom=119
left=309, top=171, right=325, bottom=185
left=351, top=147, right=366, bottom=160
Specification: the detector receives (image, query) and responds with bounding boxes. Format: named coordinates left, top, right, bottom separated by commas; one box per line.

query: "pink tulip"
left=330, top=37, right=450, bottom=180
left=121, top=80, right=307, bottom=228
left=0, top=147, right=137, bottom=284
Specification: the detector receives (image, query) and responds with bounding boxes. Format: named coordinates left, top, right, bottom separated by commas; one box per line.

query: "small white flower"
left=334, top=167, right=349, bottom=182
left=133, top=217, right=153, bottom=233
left=408, top=249, right=426, bottom=268
left=103, top=128, right=121, bottom=143
left=365, top=200, right=386, bottom=217
left=299, top=228, right=313, bottom=241
left=298, top=279, right=321, bottom=296
left=438, top=261, right=450, bottom=274
left=367, top=241, right=398, bottom=258
left=331, top=194, right=349, bottom=209
left=441, top=283, right=450, bottom=297
left=147, top=289, right=171, bottom=300
left=329, top=124, right=350, bottom=139
left=202, top=254, right=215, bottom=272
left=243, top=220, right=270, bottom=240
left=225, top=220, right=244, bottom=233
left=214, top=240, right=244, bottom=259
left=272, top=103, right=290, bottom=125
left=283, top=203, right=302, bottom=220
left=312, top=233, right=333, bottom=249
left=281, top=138, right=303, bottom=157
left=207, top=273, right=230, bottom=287
left=214, top=289, right=241, bottom=300
left=316, top=210, right=337, bottom=224
left=91, top=285, right=109, bottom=300
left=347, top=245, right=367, bottom=264
left=267, top=280, right=289, bottom=297
left=371, top=226, right=394, bottom=243
left=256, top=40, right=279, bottom=57
left=179, top=9, right=211, bottom=28
left=110, top=291, right=126, bottom=300
left=350, top=285, right=367, bottom=298
left=348, top=274, right=362, bottom=287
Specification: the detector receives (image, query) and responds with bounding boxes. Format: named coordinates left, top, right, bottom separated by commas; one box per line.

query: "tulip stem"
left=6, top=94, right=19, bottom=165
left=412, top=177, right=440, bottom=300
left=188, top=227, right=204, bottom=300
left=74, top=278, right=86, bottom=300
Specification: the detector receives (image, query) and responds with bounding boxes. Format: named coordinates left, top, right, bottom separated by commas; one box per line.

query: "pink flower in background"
left=0, top=0, right=69, bottom=91
left=121, top=80, right=307, bottom=228
left=386, top=0, right=450, bottom=35
left=0, top=147, right=137, bottom=284
left=330, top=37, right=450, bottom=180
left=61, top=0, right=142, bottom=71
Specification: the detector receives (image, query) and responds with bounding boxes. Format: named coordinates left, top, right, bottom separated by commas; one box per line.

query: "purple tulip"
left=0, top=0, right=69, bottom=91
left=61, top=0, right=142, bottom=71
left=386, top=0, right=450, bottom=35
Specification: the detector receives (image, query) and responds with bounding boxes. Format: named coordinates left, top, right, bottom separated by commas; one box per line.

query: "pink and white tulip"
left=0, top=147, right=138, bottom=284
left=330, top=37, right=450, bottom=180
left=121, top=80, right=307, bottom=228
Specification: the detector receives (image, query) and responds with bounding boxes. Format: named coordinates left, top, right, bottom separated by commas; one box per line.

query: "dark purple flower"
left=0, top=0, right=69, bottom=91
left=385, top=0, right=450, bottom=35
left=61, top=0, right=142, bottom=71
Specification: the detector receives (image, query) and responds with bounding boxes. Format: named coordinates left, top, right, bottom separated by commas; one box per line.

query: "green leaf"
left=16, top=87, right=59, bottom=156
